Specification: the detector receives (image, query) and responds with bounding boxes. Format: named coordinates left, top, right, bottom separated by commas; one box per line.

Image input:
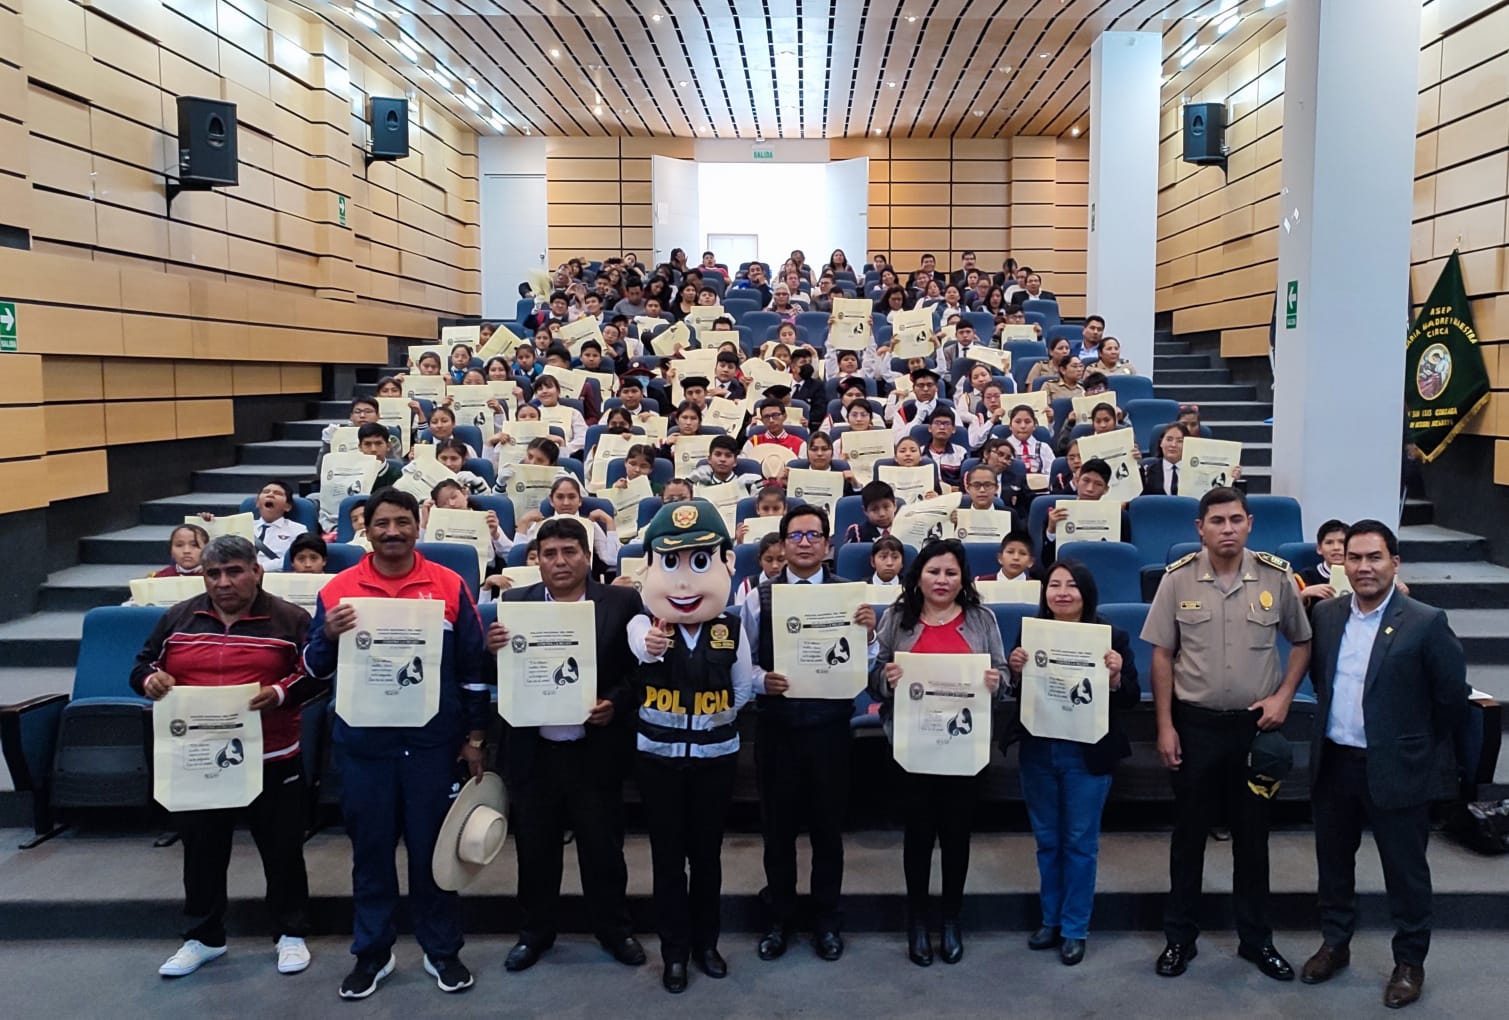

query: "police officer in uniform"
left=627, top=501, right=755, bottom=993
left=1141, top=487, right=1312, bottom=981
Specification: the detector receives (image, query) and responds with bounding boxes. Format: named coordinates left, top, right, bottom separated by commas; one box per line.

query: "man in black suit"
left=1009, top=271, right=1056, bottom=307
left=1299, top=520, right=1468, bottom=1009
left=485, top=517, right=647, bottom=973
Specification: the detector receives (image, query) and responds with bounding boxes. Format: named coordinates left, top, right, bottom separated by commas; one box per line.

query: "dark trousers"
left=338, top=744, right=464, bottom=962
left=900, top=768, right=978, bottom=921
left=1165, top=703, right=1272, bottom=950
left=637, top=753, right=737, bottom=963
left=511, top=739, right=631, bottom=946
left=755, top=716, right=851, bottom=933
left=1314, top=742, right=1433, bottom=965
left=179, top=756, right=309, bottom=947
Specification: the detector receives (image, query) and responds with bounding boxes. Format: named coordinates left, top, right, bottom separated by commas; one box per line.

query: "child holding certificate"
left=869, top=540, right=1006, bottom=968
left=1006, top=559, right=1140, bottom=967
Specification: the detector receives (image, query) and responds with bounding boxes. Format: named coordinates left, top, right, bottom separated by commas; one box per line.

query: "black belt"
left=1174, top=701, right=1258, bottom=721
left=1324, top=739, right=1368, bottom=760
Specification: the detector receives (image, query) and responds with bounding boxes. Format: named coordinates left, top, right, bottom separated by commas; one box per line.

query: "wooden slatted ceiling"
left=300, top=0, right=1287, bottom=140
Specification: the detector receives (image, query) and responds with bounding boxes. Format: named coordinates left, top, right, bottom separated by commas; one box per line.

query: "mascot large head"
left=639, top=498, right=737, bottom=626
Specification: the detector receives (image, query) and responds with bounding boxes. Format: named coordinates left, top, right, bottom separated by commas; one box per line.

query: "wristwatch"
left=468, top=737, right=486, bottom=750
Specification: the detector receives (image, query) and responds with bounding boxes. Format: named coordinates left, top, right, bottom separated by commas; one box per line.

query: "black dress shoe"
left=939, top=920, right=963, bottom=964
left=1238, top=943, right=1294, bottom=981
left=814, top=931, right=844, bottom=961
left=662, top=961, right=688, bottom=994
left=693, top=947, right=727, bottom=979
left=599, top=936, right=646, bottom=966
left=908, top=923, right=933, bottom=967
left=1156, top=941, right=1197, bottom=977
left=1060, top=938, right=1086, bottom=966
left=504, top=940, right=550, bottom=972
left=757, top=928, right=788, bottom=961
left=1028, top=926, right=1063, bottom=951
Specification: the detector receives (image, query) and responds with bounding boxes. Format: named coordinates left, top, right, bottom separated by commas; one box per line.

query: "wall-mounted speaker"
left=367, top=97, right=410, bottom=162
left=1181, top=102, right=1227, bottom=169
left=176, top=97, right=239, bottom=188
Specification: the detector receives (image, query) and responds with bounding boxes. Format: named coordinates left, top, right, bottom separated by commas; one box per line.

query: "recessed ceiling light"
left=594, top=105, right=604, bottom=115
left=1070, top=126, right=1081, bottom=136
left=873, top=128, right=882, bottom=135
left=652, top=12, right=661, bottom=21
left=973, top=110, right=984, bottom=117
left=489, top=115, right=504, bottom=131
left=886, top=81, right=896, bottom=88
left=549, top=48, right=561, bottom=58
left=1039, top=52, right=1050, bottom=58
left=466, top=77, right=476, bottom=85
left=678, top=80, right=688, bottom=87
left=907, top=15, right=917, bottom=22
left=998, top=66, right=1010, bottom=73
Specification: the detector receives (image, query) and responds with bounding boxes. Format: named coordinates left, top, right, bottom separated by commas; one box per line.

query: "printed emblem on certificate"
left=495, top=601, right=599, bottom=727
left=772, top=582, right=868, bottom=699
left=335, top=597, right=446, bottom=728
left=1018, top=618, right=1111, bottom=743
left=892, top=652, right=992, bottom=776
left=1181, top=437, right=1243, bottom=498
left=153, top=683, right=264, bottom=812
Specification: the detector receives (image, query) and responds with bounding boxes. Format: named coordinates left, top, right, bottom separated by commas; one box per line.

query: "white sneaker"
left=159, top=939, right=227, bottom=977
left=276, top=935, right=311, bottom=974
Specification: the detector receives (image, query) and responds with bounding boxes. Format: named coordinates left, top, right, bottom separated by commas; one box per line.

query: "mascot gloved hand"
left=639, top=499, right=737, bottom=637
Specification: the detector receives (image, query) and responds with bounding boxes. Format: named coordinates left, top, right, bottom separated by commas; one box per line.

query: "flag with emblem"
left=1405, top=251, right=1489, bottom=462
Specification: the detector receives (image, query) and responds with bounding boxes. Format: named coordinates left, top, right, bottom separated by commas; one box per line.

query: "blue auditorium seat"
left=1097, top=603, right=1152, bottom=697
left=1246, top=495, right=1304, bottom=554
left=1056, top=541, right=1144, bottom=604
left=416, top=542, right=482, bottom=597
left=1126, top=496, right=1200, bottom=567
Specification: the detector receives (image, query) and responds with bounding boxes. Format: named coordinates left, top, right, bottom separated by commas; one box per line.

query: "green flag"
left=1405, top=251, right=1489, bottom=462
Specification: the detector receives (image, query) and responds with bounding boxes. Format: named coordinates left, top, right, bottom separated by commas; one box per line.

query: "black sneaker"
left=339, top=952, right=395, bottom=1000
left=424, top=954, right=475, bottom=993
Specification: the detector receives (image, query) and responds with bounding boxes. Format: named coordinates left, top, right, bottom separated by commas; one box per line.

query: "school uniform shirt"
left=1141, top=457, right=1180, bottom=496
left=254, top=515, right=307, bottom=573
left=538, top=402, right=588, bottom=455
left=925, top=444, right=966, bottom=488
left=870, top=574, right=901, bottom=587
left=151, top=564, right=204, bottom=578
left=890, top=399, right=974, bottom=438
left=1005, top=435, right=1052, bottom=475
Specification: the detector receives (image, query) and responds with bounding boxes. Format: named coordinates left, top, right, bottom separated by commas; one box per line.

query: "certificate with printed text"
left=130, top=575, right=207, bottom=607
left=1019, top=617, right=1110, bottom=743
left=830, top=298, right=874, bottom=350
left=878, top=464, right=938, bottom=505
left=650, top=321, right=691, bottom=357
left=772, top=582, right=868, bottom=699
left=965, top=346, right=1010, bottom=373
left=427, top=507, right=493, bottom=582
left=893, top=653, right=992, bottom=776
left=703, top=396, right=747, bottom=437
left=837, top=429, right=892, bottom=485
left=261, top=572, right=332, bottom=612
left=1181, top=437, right=1243, bottom=498
left=785, top=468, right=844, bottom=519
left=318, top=453, right=380, bottom=518
left=1075, top=429, right=1141, bottom=504
left=191, top=512, right=256, bottom=543
left=890, top=499, right=955, bottom=548
left=540, top=366, right=588, bottom=401
left=335, top=597, right=445, bottom=728
left=378, top=397, right=413, bottom=455
left=447, top=385, right=500, bottom=437
left=559, top=317, right=605, bottom=358
left=740, top=514, right=782, bottom=545
left=1059, top=499, right=1120, bottom=543
left=608, top=474, right=653, bottom=538
left=496, top=565, right=542, bottom=589
left=588, top=433, right=635, bottom=493
left=408, top=344, right=448, bottom=370
left=954, top=508, right=1015, bottom=544
left=507, top=463, right=561, bottom=524
left=153, top=683, right=264, bottom=812
left=495, top=601, right=599, bottom=727
left=674, top=433, right=716, bottom=475
left=687, top=305, right=725, bottom=334
left=1072, top=391, right=1118, bottom=420
left=1000, top=324, right=1040, bottom=342
left=976, top=578, right=1042, bottom=605
left=496, top=421, right=554, bottom=467
left=403, top=374, right=447, bottom=406
left=864, top=583, right=904, bottom=607
left=477, top=323, right=521, bottom=361
left=393, top=457, right=458, bottom=505
left=889, top=308, right=935, bottom=350
left=700, top=479, right=744, bottom=534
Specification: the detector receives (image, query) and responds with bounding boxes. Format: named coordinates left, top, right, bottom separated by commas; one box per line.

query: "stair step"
left=1186, top=401, right=1272, bottom=422
left=192, top=464, right=316, bottom=493
left=39, top=563, right=163, bottom=611
left=1152, top=368, right=1231, bottom=385
left=1152, top=354, right=1214, bottom=371
left=1154, top=340, right=1190, bottom=355
left=0, top=612, right=86, bottom=667
left=139, top=492, right=252, bottom=525
left=237, top=439, right=322, bottom=466
left=279, top=419, right=330, bottom=442
left=1237, top=465, right=1271, bottom=494
left=316, top=399, right=353, bottom=419
left=1399, top=524, right=1490, bottom=563
left=354, top=382, right=377, bottom=397
left=1442, top=610, right=1509, bottom=662
left=1202, top=421, right=1273, bottom=443
left=1240, top=442, right=1271, bottom=467
left=1398, top=562, right=1509, bottom=611
left=79, top=525, right=180, bottom=565
left=1402, top=498, right=1435, bottom=526
left=1153, top=383, right=1258, bottom=402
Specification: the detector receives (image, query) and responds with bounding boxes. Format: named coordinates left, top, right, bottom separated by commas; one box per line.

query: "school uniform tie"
left=1171, top=464, right=1179, bottom=495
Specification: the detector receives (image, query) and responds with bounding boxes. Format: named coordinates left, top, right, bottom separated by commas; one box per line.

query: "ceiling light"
left=698, top=126, right=708, bottom=133
left=973, top=110, right=984, bottom=117
left=1179, top=45, right=1206, bottom=67
left=1069, top=126, right=1080, bottom=136
left=594, top=105, right=604, bottom=115
left=1039, top=52, right=1050, bottom=58
left=998, top=66, right=1010, bottom=73
left=678, top=80, right=688, bottom=87
left=1265, top=0, right=1282, bottom=6
left=907, top=15, right=917, bottom=22
left=524, top=127, right=531, bottom=135
left=886, top=81, right=896, bottom=88
left=351, top=8, right=378, bottom=29
left=652, top=12, right=662, bottom=21
left=459, top=93, right=479, bottom=110
left=549, top=48, right=561, bottom=59
left=429, top=67, right=451, bottom=88
left=1216, top=14, right=1240, bottom=35
left=395, top=40, right=418, bottom=61
left=489, top=115, right=505, bottom=131
left=873, top=128, right=882, bottom=135
left=466, top=77, right=477, bottom=85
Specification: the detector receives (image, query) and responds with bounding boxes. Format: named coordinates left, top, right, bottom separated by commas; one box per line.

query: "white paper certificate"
left=954, top=508, right=1014, bottom=544
left=608, top=474, right=654, bottom=538
left=495, top=601, right=598, bottom=727
left=496, top=421, right=554, bottom=466
left=153, top=683, right=264, bottom=812
left=772, top=582, right=868, bottom=699
left=393, top=457, right=458, bottom=505
left=1181, top=437, right=1243, bottom=497
left=377, top=397, right=412, bottom=456
left=1075, top=429, right=1141, bottom=504
left=1059, top=499, right=1120, bottom=543
left=1072, top=391, right=1118, bottom=420
left=976, top=578, right=1042, bottom=605
left=191, top=512, right=256, bottom=543
left=893, top=652, right=992, bottom=776
left=865, top=583, right=904, bottom=607
left=1328, top=562, right=1353, bottom=596
left=130, top=575, right=206, bottom=606
left=837, top=429, right=892, bottom=485
left=335, top=597, right=446, bottom=728
left=261, top=572, right=332, bottom=611
left=674, top=433, right=715, bottom=475
left=447, top=385, right=499, bottom=437
left=506, top=463, right=561, bottom=523
left=1019, top=617, right=1111, bottom=743
left=559, top=317, right=605, bottom=358
left=878, top=464, right=938, bottom=504
left=477, top=323, right=522, bottom=361
left=703, top=396, right=747, bottom=437
left=701, top=479, right=744, bottom=534
left=785, top=468, right=844, bottom=519
left=889, top=308, right=935, bottom=350
left=318, top=453, right=381, bottom=519
left=1000, top=324, right=1039, bottom=342
left=427, top=507, right=493, bottom=582
left=589, top=433, right=636, bottom=493
left=403, top=374, right=447, bottom=405
left=965, top=346, right=1010, bottom=373
left=830, top=298, right=874, bottom=349
left=740, top=514, right=783, bottom=545
left=687, top=305, right=724, bottom=334
left=890, top=499, right=955, bottom=548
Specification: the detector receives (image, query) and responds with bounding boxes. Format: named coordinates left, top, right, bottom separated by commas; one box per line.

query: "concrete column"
left=1272, top=0, right=1420, bottom=533
left=1086, top=31, right=1161, bottom=376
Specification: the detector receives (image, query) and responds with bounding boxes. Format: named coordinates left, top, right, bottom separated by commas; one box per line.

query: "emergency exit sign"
left=751, top=148, right=774, bottom=160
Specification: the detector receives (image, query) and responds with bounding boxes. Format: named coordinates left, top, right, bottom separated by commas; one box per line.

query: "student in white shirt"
left=200, top=480, right=306, bottom=573
left=532, top=374, right=588, bottom=456
left=869, top=536, right=905, bottom=586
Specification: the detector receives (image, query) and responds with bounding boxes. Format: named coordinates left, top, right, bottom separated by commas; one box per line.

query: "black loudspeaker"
left=175, top=97, right=239, bottom=187
left=1182, top=102, right=1227, bottom=168
left=368, top=97, right=410, bottom=162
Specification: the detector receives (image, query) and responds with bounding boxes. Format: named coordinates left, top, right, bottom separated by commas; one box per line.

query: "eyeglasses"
left=785, top=530, right=825, bottom=545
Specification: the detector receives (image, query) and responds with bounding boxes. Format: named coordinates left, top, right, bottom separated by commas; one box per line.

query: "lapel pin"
left=1384, top=626, right=1394, bottom=635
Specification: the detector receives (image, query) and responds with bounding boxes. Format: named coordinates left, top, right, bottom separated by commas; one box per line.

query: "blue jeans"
left=1018, top=738, right=1113, bottom=939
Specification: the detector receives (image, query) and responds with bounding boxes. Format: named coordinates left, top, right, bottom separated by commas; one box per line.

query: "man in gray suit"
left=1299, top=520, right=1469, bottom=1009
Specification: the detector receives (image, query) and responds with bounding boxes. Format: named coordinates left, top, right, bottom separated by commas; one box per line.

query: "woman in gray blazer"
left=869, top=539, right=1008, bottom=968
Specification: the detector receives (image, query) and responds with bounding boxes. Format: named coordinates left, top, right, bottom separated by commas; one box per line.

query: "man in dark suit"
left=485, top=517, right=647, bottom=972
left=1009, top=272, right=1056, bottom=307
left=1299, top=520, right=1468, bottom=1009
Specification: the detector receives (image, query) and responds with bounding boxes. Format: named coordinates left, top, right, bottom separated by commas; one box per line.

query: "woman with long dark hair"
left=1006, top=559, right=1140, bottom=966
left=869, top=540, right=1007, bottom=967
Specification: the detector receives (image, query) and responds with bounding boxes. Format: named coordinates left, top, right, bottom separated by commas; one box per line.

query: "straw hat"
left=432, top=772, right=507, bottom=891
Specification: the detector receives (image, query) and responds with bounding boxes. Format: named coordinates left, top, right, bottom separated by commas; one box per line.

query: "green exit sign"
left=1285, top=279, right=1298, bottom=329
left=338, top=195, right=348, bottom=228
left=751, top=148, right=774, bottom=161
left=0, top=301, right=15, bottom=353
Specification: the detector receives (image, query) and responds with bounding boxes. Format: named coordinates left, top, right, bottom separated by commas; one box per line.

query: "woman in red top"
left=868, top=540, right=1008, bottom=968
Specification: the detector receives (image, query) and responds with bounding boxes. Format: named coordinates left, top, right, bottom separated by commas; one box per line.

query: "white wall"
left=478, top=136, right=548, bottom=318
left=694, top=162, right=868, bottom=270
left=651, top=155, right=701, bottom=267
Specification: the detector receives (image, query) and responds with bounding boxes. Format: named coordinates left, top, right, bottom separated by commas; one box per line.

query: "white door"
left=824, top=157, right=870, bottom=273
left=707, top=233, right=760, bottom=270
left=481, top=173, right=547, bottom=318
left=652, top=155, right=700, bottom=267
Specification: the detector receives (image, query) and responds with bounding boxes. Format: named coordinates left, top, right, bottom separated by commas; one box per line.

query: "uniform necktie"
left=1171, top=464, right=1179, bottom=495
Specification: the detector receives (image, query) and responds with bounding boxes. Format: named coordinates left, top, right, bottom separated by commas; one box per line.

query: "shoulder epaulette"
left=1255, top=551, right=1291, bottom=572
left=1165, top=552, right=1198, bottom=573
